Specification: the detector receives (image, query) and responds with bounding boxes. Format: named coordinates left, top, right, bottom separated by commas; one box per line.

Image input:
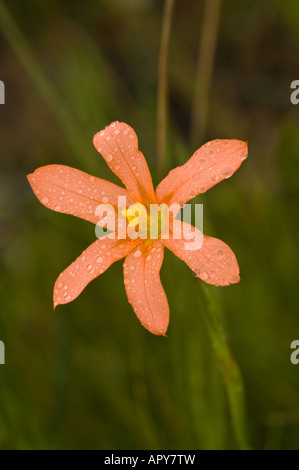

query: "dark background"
left=0, top=0, right=299, bottom=449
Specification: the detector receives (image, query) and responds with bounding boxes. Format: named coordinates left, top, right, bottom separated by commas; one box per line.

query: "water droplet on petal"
left=55, top=205, right=61, bottom=211
left=133, top=250, right=142, bottom=258
left=201, top=272, right=208, bottom=280
left=102, top=196, right=109, bottom=203
left=87, top=264, right=93, bottom=270
left=221, top=167, right=233, bottom=177
left=106, top=154, right=113, bottom=162
left=96, top=256, right=103, bottom=263
left=42, top=197, right=49, bottom=204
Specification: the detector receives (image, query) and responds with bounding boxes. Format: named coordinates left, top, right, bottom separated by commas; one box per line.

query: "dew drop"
left=102, top=196, right=109, bottom=203
left=66, top=295, right=72, bottom=302
left=42, top=197, right=49, bottom=204
left=133, top=250, right=142, bottom=258
left=55, top=205, right=61, bottom=211
left=96, top=256, right=103, bottom=263
left=210, top=174, right=219, bottom=182
left=106, top=154, right=113, bottom=162
left=114, top=129, right=120, bottom=135
left=201, top=272, right=208, bottom=280
left=221, top=167, right=233, bottom=177
left=87, top=264, right=93, bottom=270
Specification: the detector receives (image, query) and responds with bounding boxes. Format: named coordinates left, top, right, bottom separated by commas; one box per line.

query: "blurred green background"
left=1, top=0, right=299, bottom=450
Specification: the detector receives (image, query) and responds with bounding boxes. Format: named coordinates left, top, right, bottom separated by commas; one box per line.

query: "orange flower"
left=27, top=122, right=247, bottom=335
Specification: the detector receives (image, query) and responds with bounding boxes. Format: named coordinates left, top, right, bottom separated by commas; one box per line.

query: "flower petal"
left=27, top=164, right=133, bottom=224
left=93, top=122, right=157, bottom=204
left=156, top=140, right=248, bottom=207
left=54, top=237, right=140, bottom=307
left=123, top=241, right=169, bottom=336
left=163, top=220, right=240, bottom=286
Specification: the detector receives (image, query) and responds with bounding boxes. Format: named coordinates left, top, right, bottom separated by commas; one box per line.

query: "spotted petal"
left=163, top=220, right=240, bottom=286
left=156, top=140, right=247, bottom=209
left=123, top=241, right=169, bottom=335
left=93, top=121, right=157, bottom=204
left=54, top=237, right=140, bottom=307
left=27, top=164, right=133, bottom=225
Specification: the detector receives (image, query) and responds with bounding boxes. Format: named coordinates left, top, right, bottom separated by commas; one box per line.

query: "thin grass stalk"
left=190, top=0, right=221, bottom=147
left=196, top=281, right=250, bottom=449
left=157, top=0, right=175, bottom=178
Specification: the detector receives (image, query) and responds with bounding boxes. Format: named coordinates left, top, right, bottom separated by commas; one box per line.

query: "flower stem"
left=196, top=281, right=250, bottom=449
left=157, top=0, right=175, bottom=179
left=190, top=0, right=222, bottom=147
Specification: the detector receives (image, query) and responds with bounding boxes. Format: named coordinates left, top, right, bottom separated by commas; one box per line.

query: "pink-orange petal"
left=163, top=220, right=240, bottom=286
left=27, top=164, right=133, bottom=224
left=123, top=241, right=169, bottom=336
left=54, top=237, right=140, bottom=308
left=156, top=140, right=248, bottom=208
left=93, top=121, right=157, bottom=204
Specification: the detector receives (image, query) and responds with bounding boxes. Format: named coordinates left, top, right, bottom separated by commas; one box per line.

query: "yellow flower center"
left=122, top=202, right=167, bottom=239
